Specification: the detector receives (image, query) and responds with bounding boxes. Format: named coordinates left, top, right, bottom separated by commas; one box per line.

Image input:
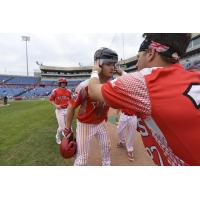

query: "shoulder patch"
left=183, top=83, right=200, bottom=109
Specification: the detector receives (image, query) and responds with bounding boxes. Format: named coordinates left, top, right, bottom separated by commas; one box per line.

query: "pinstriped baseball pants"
left=117, top=113, right=137, bottom=152
left=74, top=120, right=111, bottom=166
left=55, top=108, right=68, bottom=137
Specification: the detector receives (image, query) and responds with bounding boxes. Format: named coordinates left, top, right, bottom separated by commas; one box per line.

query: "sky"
left=0, top=33, right=143, bottom=76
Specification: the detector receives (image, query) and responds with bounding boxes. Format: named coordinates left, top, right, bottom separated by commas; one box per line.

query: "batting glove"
left=63, top=127, right=73, bottom=138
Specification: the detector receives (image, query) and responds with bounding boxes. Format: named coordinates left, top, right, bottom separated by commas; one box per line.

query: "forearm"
left=50, top=100, right=56, bottom=107
left=66, top=105, right=75, bottom=128
left=116, top=109, right=121, bottom=116
left=115, top=109, right=120, bottom=123
left=88, top=71, right=104, bottom=102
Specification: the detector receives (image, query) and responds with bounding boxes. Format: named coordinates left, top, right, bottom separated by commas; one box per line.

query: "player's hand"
left=55, top=105, right=61, bottom=109
left=63, top=127, right=73, bottom=138
left=92, top=60, right=102, bottom=73
left=114, top=65, right=124, bottom=76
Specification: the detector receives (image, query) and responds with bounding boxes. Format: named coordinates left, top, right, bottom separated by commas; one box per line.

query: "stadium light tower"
left=21, top=36, right=30, bottom=76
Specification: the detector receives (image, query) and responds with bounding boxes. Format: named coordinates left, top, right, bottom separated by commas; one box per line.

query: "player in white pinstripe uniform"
left=116, top=109, right=137, bottom=161
left=64, top=48, right=119, bottom=166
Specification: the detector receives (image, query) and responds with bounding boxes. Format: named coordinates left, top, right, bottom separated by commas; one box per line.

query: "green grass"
left=0, top=100, right=76, bottom=166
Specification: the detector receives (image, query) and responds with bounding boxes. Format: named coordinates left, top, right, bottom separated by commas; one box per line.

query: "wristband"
left=122, top=71, right=127, bottom=75
left=90, top=71, right=99, bottom=79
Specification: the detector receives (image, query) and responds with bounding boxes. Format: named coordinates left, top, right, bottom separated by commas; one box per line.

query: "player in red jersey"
left=64, top=47, right=119, bottom=166
left=49, top=78, right=71, bottom=144
left=88, top=34, right=200, bottom=166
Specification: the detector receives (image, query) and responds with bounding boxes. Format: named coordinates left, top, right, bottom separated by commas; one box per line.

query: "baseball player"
left=64, top=47, right=119, bottom=166
left=3, top=95, right=8, bottom=105
left=88, top=33, right=200, bottom=166
left=49, top=78, right=71, bottom=144
left=116, top=109, right=137, bottom=161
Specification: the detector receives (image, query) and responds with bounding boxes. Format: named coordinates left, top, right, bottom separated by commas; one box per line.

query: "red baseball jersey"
left=101, top=63, right=200, bottom=166
left=49, top=88, right=71, bottom=108
left=70, top=79, right=109, bottom=124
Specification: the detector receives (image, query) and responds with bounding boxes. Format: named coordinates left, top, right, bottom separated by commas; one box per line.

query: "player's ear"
left=146, top=48, right=156, bottom=62
left=94, top=59, right=99, bottom=65
left=95, top=59, right=102, bottom=68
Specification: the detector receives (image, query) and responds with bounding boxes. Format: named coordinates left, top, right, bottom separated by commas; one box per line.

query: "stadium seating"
left=0, top=75, right=13, bottom=83
left=67, top=80, right=82, bottom=87
left=40, top=80, right=57, bottom=85
left=0, top=74, right=84, bottom=99
left=21, top=86, right=55, bottom=98
left=0, top=87, right=26, bottom=98
left=183, top=59, right=200, bottom=70
left=40, top=79, right=83, bottom=87
left=7, top=76, right=40, bottom=85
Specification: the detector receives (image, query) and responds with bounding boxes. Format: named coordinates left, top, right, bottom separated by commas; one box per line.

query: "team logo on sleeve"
left=183, top=83, right=200, bottom=109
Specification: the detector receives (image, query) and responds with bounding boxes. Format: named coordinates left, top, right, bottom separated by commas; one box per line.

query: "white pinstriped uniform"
left=74, top=120, right=111, bottom=166
left=70, top=79, right=111, bottom=166
left=117, top=112, right=137, bottom=152
left=55, top=108, right=68, bottom=138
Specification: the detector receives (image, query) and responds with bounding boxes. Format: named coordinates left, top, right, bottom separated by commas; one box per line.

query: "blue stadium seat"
left=21, top=86, right=56, bottom=98
left=0, top=75, right=12, bottom=83
left=0, top=87, right=26, bottom=98
left=0, top=75, right=84, bottom=99
left=7, top=76, right=40, bottom=85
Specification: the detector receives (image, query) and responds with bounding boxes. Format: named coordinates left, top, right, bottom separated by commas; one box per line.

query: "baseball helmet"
left=58, top=77, right=67, bottom=86
left=60, top=135, right=77, bottom=159
left=94, top=47, right=118, bottom=66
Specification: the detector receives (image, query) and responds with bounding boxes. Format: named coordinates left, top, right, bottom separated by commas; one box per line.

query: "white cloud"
left=0, top=33, right=143, bottom=76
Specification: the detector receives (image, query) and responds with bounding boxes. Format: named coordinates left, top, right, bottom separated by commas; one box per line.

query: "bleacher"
left=40, top=79, right=83, bottom=87
left=0, top=75, right=13, bottom=83
left=67, top=80, right=83, bottom=87
left=0, top=74, right=82, bottom=99
left=21, top=86, right=55, bottom=98
left=0, top=87, right=26, bottom=98
left=0, top=75, right=40, bottom=98
left=40, top=80, right=57, bottom=85
left=6, top=76, right=40, bottom=85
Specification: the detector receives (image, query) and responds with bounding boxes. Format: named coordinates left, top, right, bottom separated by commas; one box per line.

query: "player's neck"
left=99, top=75, right=110, bottom=83
left=147, top=56, right=175, bottom=68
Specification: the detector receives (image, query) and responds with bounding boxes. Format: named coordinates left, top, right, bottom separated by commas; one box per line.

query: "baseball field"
left=0, top=99, right=154, bottom=166
left=0, top=100, right=75, bottom=166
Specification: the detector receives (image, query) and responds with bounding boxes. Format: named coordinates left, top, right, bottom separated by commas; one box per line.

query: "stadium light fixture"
left=22, top=36, right=30, bottom=76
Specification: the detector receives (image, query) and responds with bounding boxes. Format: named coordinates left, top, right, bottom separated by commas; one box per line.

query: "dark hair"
left=143, top=33, right=191, bottom=62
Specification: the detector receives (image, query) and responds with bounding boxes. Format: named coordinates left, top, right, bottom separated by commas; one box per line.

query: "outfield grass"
left=0, top=100, right=76, bottom=166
